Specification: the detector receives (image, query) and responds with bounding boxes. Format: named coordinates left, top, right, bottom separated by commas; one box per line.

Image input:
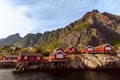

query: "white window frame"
left=87, top=48, right=93, bottom=51
left=24, top=56, right=27, bottom=60
left=105, top=47, right=111, bottom=50
left=37, top=57, right=40, bottom=60
left=72, top=48, right=75, bottom=51
left=56, top=54, right=64, bottom=58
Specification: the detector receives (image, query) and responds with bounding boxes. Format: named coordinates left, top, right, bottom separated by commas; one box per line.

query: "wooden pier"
left=15, top=61, right=67, bottom=71
left=0, top=60, right=16, bottom=68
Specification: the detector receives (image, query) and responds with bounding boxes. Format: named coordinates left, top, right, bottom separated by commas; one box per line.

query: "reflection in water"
left=84, top=71, right=109, bottom=80
left=0, top=69, right=120, bottom=80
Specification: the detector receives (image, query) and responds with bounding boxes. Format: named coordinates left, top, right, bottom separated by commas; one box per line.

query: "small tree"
left=36, top=48, right=42, bottom=53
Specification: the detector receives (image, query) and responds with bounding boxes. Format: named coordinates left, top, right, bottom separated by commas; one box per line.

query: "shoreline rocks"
left=67, top=54, right=120, bottom=70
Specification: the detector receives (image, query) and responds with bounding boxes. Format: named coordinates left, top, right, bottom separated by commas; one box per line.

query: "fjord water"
left=0, top=69, right=120, bottom=80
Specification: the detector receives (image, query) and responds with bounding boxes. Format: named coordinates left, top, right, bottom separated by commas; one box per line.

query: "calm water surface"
left=0, top=69, right=120, bottom=80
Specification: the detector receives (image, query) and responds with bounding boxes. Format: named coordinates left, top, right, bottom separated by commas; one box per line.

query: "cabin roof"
left=85, top=45, right=94, bottom=48
left=95, top=44, right=112, bottom=48
left=53, top=48, right=64, bottom=52
left=50, top=50, right=66, bottom=55
left=19, top=52, right=42, bottom=56
left=65, top=46, right=78, bottom=51
left=4, top=54, right=18, bottom=58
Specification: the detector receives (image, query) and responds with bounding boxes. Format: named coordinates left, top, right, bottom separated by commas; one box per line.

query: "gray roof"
left=19, top=52, right=42, bottom=56
left=4, top=54, right=18, bottom=58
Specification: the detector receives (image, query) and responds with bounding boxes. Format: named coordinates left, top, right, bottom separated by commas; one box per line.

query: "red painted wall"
left=17, top=55, right=43, bottom=62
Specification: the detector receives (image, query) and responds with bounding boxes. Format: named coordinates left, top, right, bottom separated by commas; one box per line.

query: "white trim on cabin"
left=37, top=56, right=41, bottom=60
left=24, top=56, right=28, bottom=60
left=105, top=47, right=112, bottom=50
left=85, top=45, right=94, bottom=49
left=56, top=54, right=64, bottom=58
left=72, top=48, right=75, bottom=52
left=87, top=48, right=94, bottom=51
left=53, top=50, right=66, bottom=55
left=104, top=44, right=112, bottom=47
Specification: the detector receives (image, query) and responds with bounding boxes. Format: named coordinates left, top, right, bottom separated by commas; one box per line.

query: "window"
left=72, top=48, right=75, bottom=51
left=87, top=48, right=93, bottom=51
left=37, top=57, right=40, bottom=60
left=56, top=54, right=64, bottom=58
left=105, top=47, right=111, bottom=50
left=24, top=56, right=27, bottom=60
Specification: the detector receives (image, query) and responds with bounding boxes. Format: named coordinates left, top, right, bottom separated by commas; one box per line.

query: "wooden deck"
left=0, top=59, right=67, bottom=71
left=15, top=60, right=67, bottom=71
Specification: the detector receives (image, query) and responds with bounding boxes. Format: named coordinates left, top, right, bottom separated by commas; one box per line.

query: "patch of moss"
left=72, top=22, right=91, bottom=30
left=112, top=40, right=120, bottom=50
left=88, top=32, right=93, bottom=38
left=45, top=41, right=60, bottom=50
left=60, top=22, right=92, bottom=39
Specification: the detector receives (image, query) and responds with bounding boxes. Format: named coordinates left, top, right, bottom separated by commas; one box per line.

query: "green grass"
left=72, top=22, right=91, bottom=30
left=112, top=40, right=120, bottom=50
left=45, top=41, right=60, bottom=50
left=60, top=22, right=92, bottom=39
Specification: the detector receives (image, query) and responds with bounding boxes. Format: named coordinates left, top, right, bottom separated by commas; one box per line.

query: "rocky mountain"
left=1, top=10, right=120, bottom=49
left=0, top=38, right=4, bottom=41
left=15, top=33, right=42, bottom=47
left=34, top=10, right=120, bottom=50
left=0, top=33, right=22, bottom=47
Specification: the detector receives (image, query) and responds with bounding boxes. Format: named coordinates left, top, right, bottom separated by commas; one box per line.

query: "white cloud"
left=0, top=1, right=35, bottom=38
left=0, top=0, right=120, bottom=38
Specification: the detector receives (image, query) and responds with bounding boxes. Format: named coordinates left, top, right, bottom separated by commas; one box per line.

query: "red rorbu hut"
left=49, top=48, right=66, bottom=61
left=17, top=52, right=43, bottom=62
left=81, top=45, right=95, bottom=54
left=1, top=54, right=18, bottom=61
left=64, top=46, right=78, bottom=54
left=95, top=44, right=115, bottom=53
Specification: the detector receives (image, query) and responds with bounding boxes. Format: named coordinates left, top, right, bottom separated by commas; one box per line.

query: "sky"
left=0, top=0, right=120, bottom=38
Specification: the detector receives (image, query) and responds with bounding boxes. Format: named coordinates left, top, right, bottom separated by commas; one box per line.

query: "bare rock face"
left=2, top=10, right=120, bottom=49
left=67, top=54, right=120, bottom=70
left=34, top=10, right=120, bottom=49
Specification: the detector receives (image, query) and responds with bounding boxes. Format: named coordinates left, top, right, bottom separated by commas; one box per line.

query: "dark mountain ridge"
left=0, top=33, right=22, bottom=47
left=34, top=10, right=120, bottom=50
left=15, top=33, right=42, bottom=47
left=1, top=10, right=120, bottom=50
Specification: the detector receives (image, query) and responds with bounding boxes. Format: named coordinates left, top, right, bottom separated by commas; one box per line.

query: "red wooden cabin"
left=95, top=44, right=115, bottom=53
left=17, top=52, right=43, bottom=62
left=81, top=45, right=95, bottom=54
left=1, top=54, right=18, bottom=60
left=64, top=46, right=78, bottom=54
left=49, top=48, right=66, bottom=61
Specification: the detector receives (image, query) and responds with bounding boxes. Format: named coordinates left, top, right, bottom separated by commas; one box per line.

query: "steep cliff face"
left=67, top=54, right=120, bottom=70
left=1, top=10, right=120, bottom=49
left=83, top=10, right=120, bottom=46
left=35, top=10, right=120, bottom=49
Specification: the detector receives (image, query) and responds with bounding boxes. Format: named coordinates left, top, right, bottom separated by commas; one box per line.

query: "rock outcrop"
left=67, top=54, right=120, bottom=70
left=34, top=10, right=120, bottom=49
left=1, top=10, right=120, bottom=49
